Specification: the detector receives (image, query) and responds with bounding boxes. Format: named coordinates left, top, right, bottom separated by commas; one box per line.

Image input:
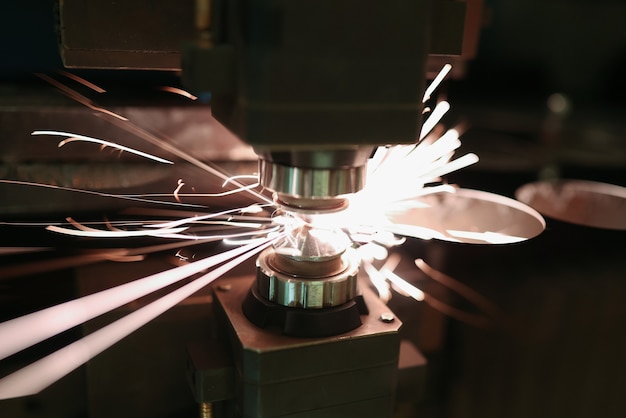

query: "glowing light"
left=148, top=205, right=270, bottom=229
left=0, top=179, right=205, bottom=208
left=0, top=239, right=274, bottom=363
left=420, top=153, right=479, bottom=180
left=58, top=70, right=107, bottom=93
left=158, top=86, right=198, bottom=100
left=46, top=224, right=188, bottom=238
left=423, top=64, right=452, bottom=103
left=420, top=101, right=450, bottom=140
left=382, top=268, right=425, bottom=301
left=35, top=73, right=272, bottom=205
left=0, top=62, right=511, bottom=399
left=0, top=237, right=276, bottom=399
left=363, top=261, right=392, bottom=303
left=173, top=179, right=186, bottom=203
left=415, top=258, right=500, bottom=318
left=35, top=73, right=128, bottom=121
left=32, top=131, right=174, bottom=164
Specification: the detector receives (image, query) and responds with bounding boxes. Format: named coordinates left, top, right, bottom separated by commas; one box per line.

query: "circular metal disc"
left=386, top=188, right=546, bottom=244
left=516, top=179, right=626, bottom=231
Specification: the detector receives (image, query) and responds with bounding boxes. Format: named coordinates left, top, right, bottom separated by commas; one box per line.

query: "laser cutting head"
left=258, top=147, right=373, bottom=212
left=56, top=0, right=480, bottom=211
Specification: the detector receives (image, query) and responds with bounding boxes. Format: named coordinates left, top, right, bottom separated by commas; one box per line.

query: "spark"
left=131, top=175, right=263, bottom=202
left=423, top=63, right=452, bottom=103
left=415, top=258, right=501, bottom=318
left=0, top=179, right=206, bottom=208
left=32, top=130, right=174, bottom=164
left=420, top=100, right=450, bottom=140
left=35, top=72, right=272, bottom=205
left=0, top=239, right=276, bottom=363
left=46, top=224, right=188, bottom=238
left=58, top=70, right=107, bottom=93
left=173, top=179, right=186, bottom=203
left=0, top=63, right=531, bottom=400
left=101, top=114, right=272, bottom=203
left=363, top=261, right=392, bottom=303
left=35, top=73, right=128, bottom=121
left=0, top=237, right=276, bottom=399
left=148, top=204, right=271, bottom=229
left=0, top=235, right=237, bottom=280
left=419, top=153, right=479, bottom=180
left=157, top=86, right=198, bottom=100
left=382, top=268, right=425, bottom=301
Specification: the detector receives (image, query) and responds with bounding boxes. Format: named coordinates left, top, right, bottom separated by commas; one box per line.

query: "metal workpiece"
left=208, top=275, right=402, bottom=418
left=244, top=220, right=363, bottom=336
left=255, top=217, right=359, bottom=309
left=256, top=247, right=359, bottom=309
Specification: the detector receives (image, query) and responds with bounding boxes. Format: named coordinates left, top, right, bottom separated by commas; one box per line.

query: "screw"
left=379, top=312, right=395, bottom=323
left=200, top=402, right=213, bottom=418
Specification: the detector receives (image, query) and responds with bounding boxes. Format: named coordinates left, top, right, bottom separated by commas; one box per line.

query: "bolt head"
left=379, top=312, right=395, bottom=323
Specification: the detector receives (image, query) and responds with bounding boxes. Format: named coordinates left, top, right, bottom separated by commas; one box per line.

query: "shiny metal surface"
left=259, top=158, right=366, bottom=208
left=516, top=179, right=626, bottom=231
left=388, top=188, right=546, bottom=244
left=211, top=274, right=402, bottom=418
left=256, top=247, right=359, bottom=308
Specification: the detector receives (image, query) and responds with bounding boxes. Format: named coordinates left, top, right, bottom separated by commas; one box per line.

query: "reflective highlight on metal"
left=516, top=180, right=626, bottom=231
left=259, top=159, right=366, bottom=210
left=255, top=218, right=360, bottom=308
left=388, top=188, right=546, bottom=244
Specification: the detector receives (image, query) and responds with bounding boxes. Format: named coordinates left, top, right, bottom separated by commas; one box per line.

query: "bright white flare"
left=420, top=101, right=450, bottom=140
left=0, top=237, right=276, bottom=400
left=423, top=63, right=453, bottom=103
left=382, top=268, right=425, bottom=301
left=0, top=240, right=274, bottom=362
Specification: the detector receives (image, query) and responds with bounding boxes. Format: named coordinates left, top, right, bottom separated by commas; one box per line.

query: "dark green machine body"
left=185, top=0, right=432, bottom=149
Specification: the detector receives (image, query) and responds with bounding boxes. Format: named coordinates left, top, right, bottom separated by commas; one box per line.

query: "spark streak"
left=0, top=236, right=276, bottom=399
left=35, top=73, right=272, bottom=205
left=32, top=131, right=174, bottom=164
left=382, top=268, right=425, bottom=301
left=0, top=179, right=208, bottom=209
left=148, top=205, right=270, bottom=229
left=45, top=224, right=188, bottom=238
left=420, top=101, right=450, bottom=140
left=35, top=73, right=128, bottom=121
left=157, top=86, right=198, bottom=100
left=0, top=239, right=276, bottom=363
left=0, top=63, right=531, bottom=400
left=423, top=64, right=452, bottom=103
left=58, top=70, right=107, bottom=93
left=415, top=258, right=501, bottom=318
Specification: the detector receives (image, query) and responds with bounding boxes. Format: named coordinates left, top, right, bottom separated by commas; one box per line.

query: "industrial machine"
left=3, top=1, right=626, bottom=418
left=49, top=1, right=481, bottom=417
